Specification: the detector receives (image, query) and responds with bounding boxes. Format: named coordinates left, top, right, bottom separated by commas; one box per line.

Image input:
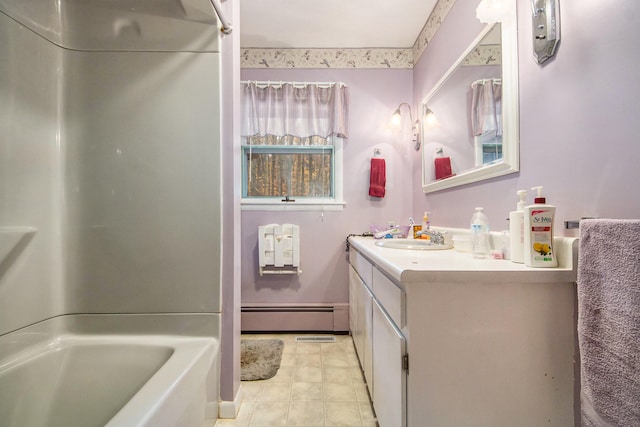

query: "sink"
left=375, top=238, right=453, bottom=250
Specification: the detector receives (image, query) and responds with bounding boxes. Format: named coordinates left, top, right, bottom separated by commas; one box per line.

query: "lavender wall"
left=240, top=68, right=413, bottom=308
left=412, top=0, right=640, bottom=234
left=219, top=0, right=242, bottom=405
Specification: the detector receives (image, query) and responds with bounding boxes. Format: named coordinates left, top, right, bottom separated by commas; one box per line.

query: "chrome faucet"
left=416, top=229, right=446, bottom=245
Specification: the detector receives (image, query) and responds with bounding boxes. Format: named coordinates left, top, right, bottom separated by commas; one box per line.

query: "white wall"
left=62, top=49, right=222, bottom=314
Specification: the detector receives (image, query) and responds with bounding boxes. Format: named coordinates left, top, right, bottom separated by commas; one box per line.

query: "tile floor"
left=215, top=333, right=377, bottom=427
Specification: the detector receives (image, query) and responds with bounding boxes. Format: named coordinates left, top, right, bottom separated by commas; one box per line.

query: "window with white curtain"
left=471, top=78, right=502, bottom=166
left=240, top=81, right=349, bottom=210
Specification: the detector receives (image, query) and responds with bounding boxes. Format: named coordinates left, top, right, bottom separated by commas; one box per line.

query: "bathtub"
left=0, top=314, right=219, bottom=427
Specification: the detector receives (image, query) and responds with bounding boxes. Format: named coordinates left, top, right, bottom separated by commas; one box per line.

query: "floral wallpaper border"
left=462, top=44, right=502, bottom=67
left=241, top=0, right=457, bottom=69
left=240, top=48, right=414, bottom=69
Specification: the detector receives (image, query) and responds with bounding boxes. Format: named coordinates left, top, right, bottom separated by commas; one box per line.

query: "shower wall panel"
left=63, top=50, right=222, bottom=314
left=0, top=13, right=65, bottom=335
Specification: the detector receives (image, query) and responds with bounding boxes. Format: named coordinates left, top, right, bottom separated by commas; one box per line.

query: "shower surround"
left=0, top=0, right=224, bottom=423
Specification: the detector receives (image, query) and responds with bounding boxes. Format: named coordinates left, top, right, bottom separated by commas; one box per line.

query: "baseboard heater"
left=241, top=303, right=349, bottom=332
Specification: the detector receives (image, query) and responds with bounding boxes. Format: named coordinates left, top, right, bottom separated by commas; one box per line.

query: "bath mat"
left=240, top=339, right=285, bottom=381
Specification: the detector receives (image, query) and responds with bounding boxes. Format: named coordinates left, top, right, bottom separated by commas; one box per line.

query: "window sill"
left=241, top=199, right=346, bottom=211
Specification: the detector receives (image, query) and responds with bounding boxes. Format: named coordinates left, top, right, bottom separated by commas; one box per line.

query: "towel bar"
left=564, top=217, right=596, bottom=229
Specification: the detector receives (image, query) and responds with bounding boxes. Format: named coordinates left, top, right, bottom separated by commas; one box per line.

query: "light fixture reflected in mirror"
left=391, top=103, right=421, bottom=151
left=476, top=0, right=509, bottom=23
left=424, top=107, right=439, bottom=128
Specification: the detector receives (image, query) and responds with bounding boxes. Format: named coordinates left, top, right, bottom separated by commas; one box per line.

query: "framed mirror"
left=421, top=7, right=519, bottom=193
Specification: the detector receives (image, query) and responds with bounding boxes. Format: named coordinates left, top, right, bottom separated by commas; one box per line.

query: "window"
left=476, top=132, right=503, bottom=166
left=241, top=135, right=344, bottom=210
left=240, top=81, right=348, bottom=210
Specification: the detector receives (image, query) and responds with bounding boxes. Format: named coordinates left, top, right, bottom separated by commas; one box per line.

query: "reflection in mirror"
left=422, top=4, right=519, bottom=193
left=469, top=31, right=502, bottom=167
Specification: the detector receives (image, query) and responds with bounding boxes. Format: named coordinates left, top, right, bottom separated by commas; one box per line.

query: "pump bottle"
left=420, top=211, right=431, bottom=240
left=523, top=186, right=557, bottom=267
left=509, top=190, right=527, bottom=263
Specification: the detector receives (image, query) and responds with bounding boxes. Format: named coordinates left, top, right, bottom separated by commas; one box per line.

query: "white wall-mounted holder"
left=532, top=0, right=560, bottom=64
left=258, top=224, right=301, bottom=275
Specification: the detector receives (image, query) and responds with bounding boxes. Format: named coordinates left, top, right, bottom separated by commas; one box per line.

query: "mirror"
left=421, top=8, right=519, bottom=193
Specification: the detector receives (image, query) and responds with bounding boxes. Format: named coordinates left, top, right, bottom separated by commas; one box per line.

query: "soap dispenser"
left=523, top=186, right=557, bottom=267
left=509, top=190, right=527, bottom=264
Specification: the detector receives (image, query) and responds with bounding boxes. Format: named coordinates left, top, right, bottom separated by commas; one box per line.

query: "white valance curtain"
left=471, top=79, right=502, bottom=137
left=241, top=81, right=350, bottom=142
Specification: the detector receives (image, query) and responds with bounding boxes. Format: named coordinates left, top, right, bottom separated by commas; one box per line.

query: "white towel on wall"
left=577, top=219, right=640, bottom=426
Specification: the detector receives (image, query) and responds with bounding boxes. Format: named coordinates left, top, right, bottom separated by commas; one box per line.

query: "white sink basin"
left=375, top=238, right=453, bottom=251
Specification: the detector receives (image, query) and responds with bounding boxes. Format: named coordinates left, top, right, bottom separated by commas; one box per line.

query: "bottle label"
left=530, top=209, right=554, bottom=262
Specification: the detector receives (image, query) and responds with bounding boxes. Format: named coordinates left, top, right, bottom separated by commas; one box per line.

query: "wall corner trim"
left=217, top=385, right=244, bottom=419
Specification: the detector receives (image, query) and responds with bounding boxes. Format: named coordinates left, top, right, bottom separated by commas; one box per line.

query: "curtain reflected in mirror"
left=422, top=24, right=502, bottom=181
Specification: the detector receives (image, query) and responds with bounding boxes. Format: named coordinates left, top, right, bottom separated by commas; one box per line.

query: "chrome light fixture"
left=391, top=103, right=421, bottom=151
left=531, top=0, right=560, bottom=64
left=476, top=0, right=560, bottom=64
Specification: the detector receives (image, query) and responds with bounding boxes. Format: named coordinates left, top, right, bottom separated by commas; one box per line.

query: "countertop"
left=348, top=230, right=578, bottom=285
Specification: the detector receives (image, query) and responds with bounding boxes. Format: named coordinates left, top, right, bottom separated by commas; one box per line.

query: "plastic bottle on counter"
left=509, top=190, right=527, bottom=263
left=420, top=211, right=431, bottom=240
left=407, top=217, right=415, bottom=240
left=470, top=207, right=490, bottom=259
left=523, top=186, right=558, bottom=267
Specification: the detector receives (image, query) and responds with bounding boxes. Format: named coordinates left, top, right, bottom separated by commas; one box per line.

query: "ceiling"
left=239, top=0, right=439, bottom=49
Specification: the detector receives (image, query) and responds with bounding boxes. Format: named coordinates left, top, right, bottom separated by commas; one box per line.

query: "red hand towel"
left=369, top=158, right=386, bottom=198
left=434, top=157, right=455, bottom=180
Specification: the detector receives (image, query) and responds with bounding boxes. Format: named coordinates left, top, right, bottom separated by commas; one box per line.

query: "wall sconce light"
left=391, top=103, right=421, bottom=151
left=531, top=0, right=560, bottom=64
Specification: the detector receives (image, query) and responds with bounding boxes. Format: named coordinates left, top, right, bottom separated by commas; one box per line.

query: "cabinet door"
left=373, top=298, right=407, bottom=427
left=360, top=280, right=374, bottom=389
left=348, top=266, right=364, bottom=360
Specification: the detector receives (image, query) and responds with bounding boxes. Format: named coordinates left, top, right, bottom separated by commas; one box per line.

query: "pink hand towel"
left=369, top=158, right=386, bottom=198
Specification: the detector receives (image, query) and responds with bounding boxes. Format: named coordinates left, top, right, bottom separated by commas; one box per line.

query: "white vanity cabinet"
left=348, top=235, right=578, bottom=427
left=372, top=297, right=407, bottom=427
left=349, top=248, right=407, bottom=427
left=348, top=263, right=373, bottom=387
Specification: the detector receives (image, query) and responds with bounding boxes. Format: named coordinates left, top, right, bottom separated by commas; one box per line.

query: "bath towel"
left=577, top=219, right=640, bottom=426
left=369, top=158, right=386, bottom=198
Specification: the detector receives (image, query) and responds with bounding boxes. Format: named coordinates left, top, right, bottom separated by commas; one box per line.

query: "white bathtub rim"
left=0, top=313, right=219, bottom=362
left=0, top=314, right=220, bottom=427
left=106, top=335, right=217, bottom=427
